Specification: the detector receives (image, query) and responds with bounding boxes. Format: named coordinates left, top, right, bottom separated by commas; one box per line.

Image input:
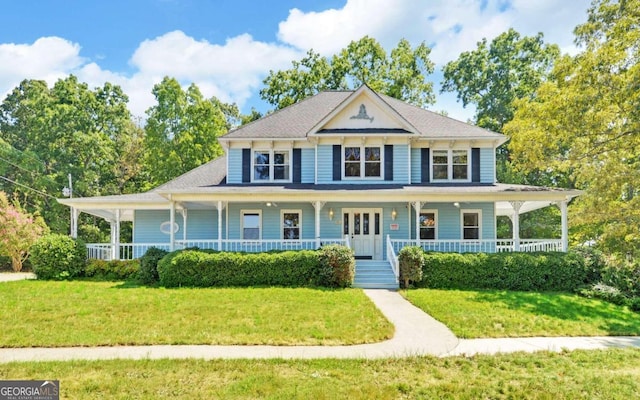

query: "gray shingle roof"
left=220, top=86, right=504, bottom=140
left=152, top=156, right=227, bottom=191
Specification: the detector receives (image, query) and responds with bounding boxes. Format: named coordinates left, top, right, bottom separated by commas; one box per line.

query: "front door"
left=343, top=208, right=382, bottom=259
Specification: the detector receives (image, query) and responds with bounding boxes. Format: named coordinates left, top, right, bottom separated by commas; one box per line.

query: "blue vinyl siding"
left=227, top=148, right=243, bottom=184
left=317, top=145, right=333, bottom=183
left=228, top=203, right=315, bottom=240
left=301, top=148, right=315, bottom=183
left=409, top=202, right=495, bottom=240
left=393, top=144, right=409, bottom=184
left=480, top=147, right=494, bottom=183
left=410, top=147, right=421, bottom=183
left=184, top=209, right=217, bottom=240
left=134, top=210, right=180, bottom=243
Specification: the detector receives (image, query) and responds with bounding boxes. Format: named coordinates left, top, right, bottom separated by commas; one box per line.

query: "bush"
left=85, top=259, right=140, bottom=281
left=579, top=283, right=629, bottom=306
left=138, top=247, right=169, bottom=284
left=416, top=251, right=587, bottom=292
left=571, top=246, right=606, bottom=284
left=398, top=246, right=424, bottom=288
left=30, top=234, right=86, bottom=280
left=318, top=245, right=355, bottom=288
left=158, top=249, right=325, bottom=288
left=601, top=257, right=640, bottom=298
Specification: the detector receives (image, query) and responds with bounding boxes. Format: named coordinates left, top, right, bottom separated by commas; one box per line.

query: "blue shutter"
left=472, top=148, right=480, bottom=183
left=421, top=148, right=430, bottom=183
left=293, top=148, right=302, bottom=183
left=242, top=149, right=251, bottom=183
left=384, top=145, right=393, bottom=181
left=333, top=145, right=341, bottom=181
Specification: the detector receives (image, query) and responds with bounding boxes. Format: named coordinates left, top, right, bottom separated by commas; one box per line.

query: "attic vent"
left=350, top=104, right=374, bottom=123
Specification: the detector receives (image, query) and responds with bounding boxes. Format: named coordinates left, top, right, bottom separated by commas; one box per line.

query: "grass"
left=0, top=281, right=393, bottom=347
left=1, top=349, right=639, bottom=398
left=403, top=289, right=640, bottom=338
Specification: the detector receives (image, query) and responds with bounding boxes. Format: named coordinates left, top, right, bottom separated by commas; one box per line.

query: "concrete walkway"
left=0, top=275, right=639, bottom=362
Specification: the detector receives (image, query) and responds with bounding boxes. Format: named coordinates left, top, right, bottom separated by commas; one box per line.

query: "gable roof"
left=220, top=85, right=505, bottom=142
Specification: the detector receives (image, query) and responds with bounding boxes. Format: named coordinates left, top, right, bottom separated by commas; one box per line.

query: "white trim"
left=431, top=148, right=471, bottom=183
left=461, top=209, right=482, bottom=240
left=419, top=209, right=438, bottom=240
left=251, top=149, right=292, bottom=183
left=241, top=209, right=262, bottom=240
left=341, top=145, right=384, bottom=180
left=281, top=209, right=302, bottom=240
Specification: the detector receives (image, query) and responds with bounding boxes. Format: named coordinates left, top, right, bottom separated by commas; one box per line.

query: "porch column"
left=169, top=201, right=175, bottom=251
left=560, top=200, right=568, bottom=252
left=181, top=209, right=188, bottom=243
left=510, top=201, right=523, bottom=252
left=217, top=201, right=225, bottom=251
left=110, top=210, right=120, bottom=260
left=313, top=201, right=325, bottom=248
left=70, top=208, right=79, bottom=239
left=412, top=201, right=423, bottom=246
left=109, top=219, right=117, bottom=261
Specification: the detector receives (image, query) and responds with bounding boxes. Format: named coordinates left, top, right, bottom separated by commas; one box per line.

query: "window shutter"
left=471, top=148, right=480, bottom=183
left=293, top=148, right=302, bottom=183
left=421, top=148, right=430, bottom=183
left=242, top=149, right=251, bottom=183
left=384, top=145, right=393, bottom=181
left=332, top=145, right=341, bottom=181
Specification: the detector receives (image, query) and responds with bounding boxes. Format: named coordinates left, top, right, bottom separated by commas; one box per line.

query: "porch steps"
left=353, top=260, right=399, bottom=290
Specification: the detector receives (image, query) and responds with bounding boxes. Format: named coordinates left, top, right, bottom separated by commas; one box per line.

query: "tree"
left=441, top=28, right=560, bottom=133
left=143, top=77, right=228, bottom=187
left=504, top=0, right=640, bottom=254
left=0, top=191, right=49, bottom=271
left=260, top=36, right=435, bottom=110
left=0, top=76, right=142, bottom=233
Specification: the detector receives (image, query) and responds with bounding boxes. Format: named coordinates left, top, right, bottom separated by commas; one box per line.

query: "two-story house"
left=59, top=85, right=581, bottom=288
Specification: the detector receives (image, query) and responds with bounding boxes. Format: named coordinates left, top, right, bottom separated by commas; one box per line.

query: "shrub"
left=85, top=259, right=140, bottom=281
left=138, top=247, right=169, bottom=284
left=571, top=246, right=606, bottom=284
left=398, top=246, right=424, bottom=288
left=158, top=249, right=324, bottom=288
left=318, top=245, right=355, bottom=288
left=601, top=257, right=640, bottom=298
left=416, top=251, right=587, bottom=292
left=30, top=234, right=86, bottom=280
left=579, top=283, right=628, bottom=306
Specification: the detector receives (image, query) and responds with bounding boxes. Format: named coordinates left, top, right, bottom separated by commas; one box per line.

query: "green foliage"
left=85, top=259, right=140, bottom=281
left=417, top=251, right=588, bottom=292
left=601, top=257, right=640, bottom=299
left=143, top=77, right=228, bottom=187
left=318, top=245, right=355, bottom=288
left=158, top=250, right=324, bottom=288
left=138, top=247, right=169, bottom=285
left=0, top=191, right=49, bottom=271
left=30, top=234, right=86, bottom=280
left=398, top=246, right=424, bottom=288
left=505, top=0, right=640, bottom=254
left=260, top=36, right=435, bottom=110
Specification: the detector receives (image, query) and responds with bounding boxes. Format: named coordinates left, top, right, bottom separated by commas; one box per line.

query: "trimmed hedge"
left=30, top=234, right=86, bottom=280
left=416, top=251, right=589, bottom=292
left=138, top=247, right=169, bottom=284
left=398, top=246, right=424, bottom=288
left=85, top=259, right=140, bottom=281
left=157, top=246, right=355, bottom=288
left=158, top=249, right=322, bottom=288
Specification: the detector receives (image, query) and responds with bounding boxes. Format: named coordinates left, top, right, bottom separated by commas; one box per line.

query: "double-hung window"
left=252, top=150, right=291, bottom=182
left=242, top=211, right=261, bottom=240
left=419, top=210, right=437, bottom=240
left=282, top=210, right=301, bottom=240
left=462, top=210, right=481, bottom=240
left=431, top=149, right=469, bottom=181
left=344, top=146, right=382, bottom=179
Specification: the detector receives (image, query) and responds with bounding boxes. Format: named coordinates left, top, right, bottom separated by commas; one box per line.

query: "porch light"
left=453, top=202, right=460, bottom=208
left=266, top=202, right=277, bottom=207
left=391, top=208, right=397, bottom=220
left=328, top=208, right=334, bottom=220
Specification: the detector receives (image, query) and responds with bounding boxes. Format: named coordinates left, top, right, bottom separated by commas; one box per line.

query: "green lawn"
left=404, top=289, right=640, bottom=338
left=1, top=349, right=639, bottom=399
left=0, top=281, right=393, bottom=347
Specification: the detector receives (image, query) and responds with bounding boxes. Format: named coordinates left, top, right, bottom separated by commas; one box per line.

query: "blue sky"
left=0, top=0, right=591, bottom=121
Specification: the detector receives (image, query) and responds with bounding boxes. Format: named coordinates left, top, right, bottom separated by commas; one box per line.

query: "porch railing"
left=386, top=235, right=399, bottom=284
left=390, top=239, right=563, bottom=254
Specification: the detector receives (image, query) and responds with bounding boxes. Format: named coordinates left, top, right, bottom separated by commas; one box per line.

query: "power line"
left=0, top=155, right=62, bottom=188
left=0, top=175, right=57, bottom=199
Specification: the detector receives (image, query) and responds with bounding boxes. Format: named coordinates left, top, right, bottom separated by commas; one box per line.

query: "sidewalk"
left=0, top=276, right=639, bottom=362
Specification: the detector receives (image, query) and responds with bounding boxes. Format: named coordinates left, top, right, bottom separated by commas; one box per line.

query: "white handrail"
left=386, top=235, right=399, bottom=283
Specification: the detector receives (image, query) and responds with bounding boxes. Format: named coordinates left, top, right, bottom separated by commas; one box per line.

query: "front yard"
left=1, top=349, right=639, bottom=398
left=404, top=289, right=640, bottom=338
left=0, top=281, right=393, bottom=347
